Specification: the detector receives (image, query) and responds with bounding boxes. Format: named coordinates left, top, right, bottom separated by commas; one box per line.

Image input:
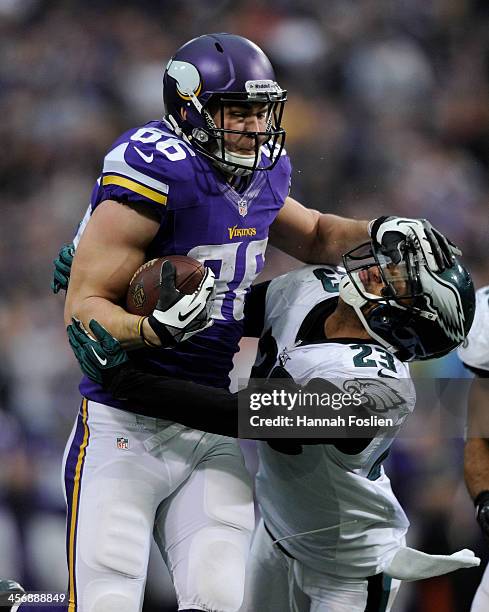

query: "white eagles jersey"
left=253, top=265, right=417, bottom=578
left=457, top=286, right=489, bottom=374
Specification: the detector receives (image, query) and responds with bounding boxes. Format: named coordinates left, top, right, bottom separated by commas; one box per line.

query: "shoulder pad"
left=100, top=123, right=196, bottom=208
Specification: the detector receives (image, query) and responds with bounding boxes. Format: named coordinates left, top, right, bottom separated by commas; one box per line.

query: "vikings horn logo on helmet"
left=166, top=60, right=202, bottom=100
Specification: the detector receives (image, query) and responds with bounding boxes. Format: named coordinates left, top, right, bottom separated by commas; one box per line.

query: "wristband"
left=369, top=215, right=390, bottom=240
left=137, top=316, right=160, bottom=348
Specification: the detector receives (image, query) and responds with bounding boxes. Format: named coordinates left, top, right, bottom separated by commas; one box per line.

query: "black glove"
left=67, top=318, right=129, bottom=385
left=475, top=490, right=489, bottom=539
left=370, top=216, right=461, bottom=272
left=52, top=243, right=75, bottom=293
left=147, top=260, right=215, bottom=347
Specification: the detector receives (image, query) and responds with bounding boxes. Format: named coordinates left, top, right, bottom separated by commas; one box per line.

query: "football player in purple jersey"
left=29, top=33, right=458, bottom=612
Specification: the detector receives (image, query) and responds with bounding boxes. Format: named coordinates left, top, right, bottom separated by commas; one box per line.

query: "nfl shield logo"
left=131, top=283, right=146, bottom=310
left=238, top=198, right=248, bottom=217
left=279, top=348, right=291, bottom=367
left=117, top=436, right=129, bottom=450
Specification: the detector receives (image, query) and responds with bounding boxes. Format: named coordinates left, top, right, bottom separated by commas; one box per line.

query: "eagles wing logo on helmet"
left=166, top=60, right=202, bottom=100
left=343, top=378, right=407, bottom=415
left=419, top=267, right=466, bottom=343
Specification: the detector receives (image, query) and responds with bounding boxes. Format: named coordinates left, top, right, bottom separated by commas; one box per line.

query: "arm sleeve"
left=105, top=366, right=376, bottom=452
left=107, top=364, right=239, bottom=436
left=243, top=281, right=270, bottom=338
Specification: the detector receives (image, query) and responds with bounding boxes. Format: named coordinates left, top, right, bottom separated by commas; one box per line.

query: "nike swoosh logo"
left=90, top=346, right=107, bottom=366
left=377, top=369, right=396, bottom=379
left=178, top=304, right=201, bottom=322
left=134, top=147, right=154, bottom=163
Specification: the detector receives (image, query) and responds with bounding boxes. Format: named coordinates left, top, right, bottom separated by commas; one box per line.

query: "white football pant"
left=241, top=519, right=400, bottom=612
left=62, top=399, right=254, bottom=612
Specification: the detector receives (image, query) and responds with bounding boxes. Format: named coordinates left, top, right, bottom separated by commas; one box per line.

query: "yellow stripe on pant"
left=68, top=399, right=90, bottom=612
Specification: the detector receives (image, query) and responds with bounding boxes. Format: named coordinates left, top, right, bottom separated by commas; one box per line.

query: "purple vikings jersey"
left=77, top=120, right=291, bottom=407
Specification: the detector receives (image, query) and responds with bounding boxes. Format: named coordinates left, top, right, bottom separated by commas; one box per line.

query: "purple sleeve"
left=269, top=152, right=292, bottom=208
left=93, top=127, right=196, bottom=220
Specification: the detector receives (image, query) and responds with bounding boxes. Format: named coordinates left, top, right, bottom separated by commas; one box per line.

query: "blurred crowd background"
left=0, top=0, right=488, bottom=610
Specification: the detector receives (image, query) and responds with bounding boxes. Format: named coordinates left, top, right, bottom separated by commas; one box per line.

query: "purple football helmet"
left=163, top=33, right=287, bottom=176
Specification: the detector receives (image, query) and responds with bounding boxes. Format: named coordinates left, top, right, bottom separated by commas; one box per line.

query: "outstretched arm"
left=67, top=318, right=240, bottom=435
left=270, top=196, right=459, bottom=271
left=269, top=196, right=369, bottom=265
left=108, top=363, right=239, bottom=436
left=66, top=319, right=379, bottom=455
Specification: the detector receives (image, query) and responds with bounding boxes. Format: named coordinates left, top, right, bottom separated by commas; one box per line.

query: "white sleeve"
left=457, top=286, right=489, bottom=372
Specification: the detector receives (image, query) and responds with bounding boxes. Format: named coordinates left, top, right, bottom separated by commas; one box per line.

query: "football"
left=126, top=255, right=205, bottom=316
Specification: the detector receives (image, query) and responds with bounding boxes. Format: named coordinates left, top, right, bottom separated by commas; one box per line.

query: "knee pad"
left=188, top=526, right=249, bottom=612
left=79, top=477, right=154, bottom=578
left=83, top=578, right=143, bottom=612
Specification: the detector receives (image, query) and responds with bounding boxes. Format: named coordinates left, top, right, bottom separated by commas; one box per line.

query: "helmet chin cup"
left=339, top=273, right=397, bottom=353
left=339, top=273, right=371, bottom=308
left=213, top=143, right=256, bottom=177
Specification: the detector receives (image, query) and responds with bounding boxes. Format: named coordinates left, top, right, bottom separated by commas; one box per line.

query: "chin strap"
left=339, top=273, right=375, bottom=309
left=166, top=114, right=183, bottom=137
left=212, top=143, right=256, bottom=177
left=338, top=274, right=399, bottom=355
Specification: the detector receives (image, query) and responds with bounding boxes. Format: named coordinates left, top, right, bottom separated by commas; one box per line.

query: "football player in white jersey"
left=66, top=238, right=478, bottom=612
left=458, top=286, right=489, bottom=612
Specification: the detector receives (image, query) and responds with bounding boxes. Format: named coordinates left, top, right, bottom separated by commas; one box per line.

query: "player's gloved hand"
left=67, top=318, right=129, bottom=385
left=147, top=260, right=215, bottom=348
left=474, top=491, right=489, bottom=539
left=370, top=216, right=461, bottom=272
left=52, top=242, right=75, bottom=293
